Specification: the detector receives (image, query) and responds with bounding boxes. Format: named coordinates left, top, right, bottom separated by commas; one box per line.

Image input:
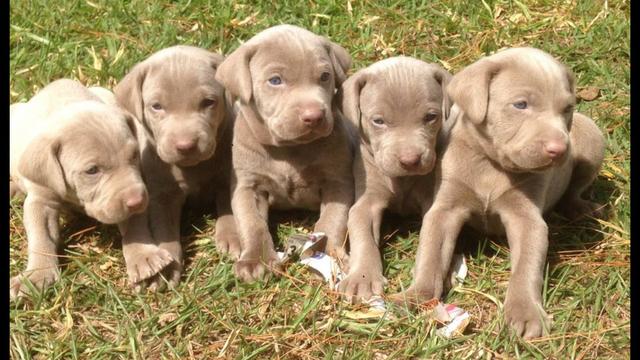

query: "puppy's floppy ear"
left=325, top=41, right=352, bottom=87
left=216, top=43, right=256, bottom=104
left=447, top=57, right=501, bottom=124
left=340, top=69, right=369, bottom=132
left=120, top=109, right=138, bottom=140
left=431, top=64, right=453, bottom=119
left=18, top=134, right=66, bottom=196
left=114, top=61, right=148, bottom=122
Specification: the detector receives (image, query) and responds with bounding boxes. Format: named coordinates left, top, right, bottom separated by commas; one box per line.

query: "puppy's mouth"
left=87, top=208, right=129, bottom=225
left=502, top=156, right=557, bottom=173
left=175, top=156, right=206, bottom=167
left=270, top=117, right=333, bottom=146
left=273, top=129, right=328, bottom=146
left=158, top=146, right=216, bottom=167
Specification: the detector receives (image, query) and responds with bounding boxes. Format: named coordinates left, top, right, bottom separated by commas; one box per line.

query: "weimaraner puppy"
left=391, top=47, right=605, bottom=339
left=10, top=79, right=151, bottom=299
left=337, top=56, right=452, bottom=301
left=215, top=25, right=354, bottom=282
left=114, top=45, right=239, bottom=289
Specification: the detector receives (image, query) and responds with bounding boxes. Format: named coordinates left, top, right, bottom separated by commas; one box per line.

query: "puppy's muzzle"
left=175, top=138, right=198, bottom=154
left=543, top=140, right=567, bottom=160
left=122, top=186, right=148, bottom=214
left=398, top=152, right=422, bottom=170
left=299, top=107, right=325, bottom=129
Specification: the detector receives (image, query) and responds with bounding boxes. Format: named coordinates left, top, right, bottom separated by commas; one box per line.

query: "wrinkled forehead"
left=493, top=54, right=573, bottom=97
left=143, top=56, right=222, bottom=98
left=362, top=69, right=444, bottom=110
left=57, top=118, right=137, bottom=164
left=250, top=33, right=331, bottom=72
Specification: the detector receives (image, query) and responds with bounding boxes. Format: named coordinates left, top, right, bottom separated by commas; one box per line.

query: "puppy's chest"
left=144, top=155, right=216, bottom=197
left=258, top=158, right=325, bottom=209
left=387, top=177, right=432, bottom=215
left=447, top=155, right=548, bottom=234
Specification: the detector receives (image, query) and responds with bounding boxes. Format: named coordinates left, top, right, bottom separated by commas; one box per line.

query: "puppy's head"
left=18, top=102, right=148, bottom=224
left=215, top=24, right=351, bottom=146
left=341, top=57, right=451, bottom=177
left=115, top=46, right=226, bottom=167
left=448, top=47, right=575, bottom=172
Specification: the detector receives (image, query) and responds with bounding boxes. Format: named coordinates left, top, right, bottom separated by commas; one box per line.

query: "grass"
left=9, top=0, right=629, bottom=358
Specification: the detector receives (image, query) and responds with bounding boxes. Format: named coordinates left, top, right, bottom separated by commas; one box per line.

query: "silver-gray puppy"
left=115, top=45, right=238, bottom=289
left=338, top=56, right=452, bottom=301
left=10, top=79, right=149, bottom=299
left=215, top=25, right=354, bottom=282
left=391, top=47, right=605, bottom=339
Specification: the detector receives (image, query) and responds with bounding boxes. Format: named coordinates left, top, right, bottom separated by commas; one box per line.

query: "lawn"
left=9, top=0, right=629, bottom=358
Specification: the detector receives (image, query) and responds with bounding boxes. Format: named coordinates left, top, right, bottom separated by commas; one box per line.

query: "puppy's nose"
left=125, top=191, right=147, bottom=213
left=300, top=108, right=325, bottom=128
left=399, top=153, right=421, bottom=169
left=175, top=139, right=197, bottom=153
left=544, top=141, right=567, bottom=159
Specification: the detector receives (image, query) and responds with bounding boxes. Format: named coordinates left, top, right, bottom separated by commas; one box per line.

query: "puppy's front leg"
left=232, top=185, right=279, bottom=282
left=337, top=195, right=387, bottom=301
left=213, top=187, right=242, bottom=259
left=499, top=207, right=550, bottom=339
left=315, top=180, right=353, bottom=263
left=146, top=193, right=186, bottom=288
left=119, top=211, right=174, bottom=286
left=10, top=194, right=61, bottom=299
left=391, top=204, right=468, bottom=306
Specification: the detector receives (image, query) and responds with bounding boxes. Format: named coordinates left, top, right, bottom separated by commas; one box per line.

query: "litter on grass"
left=278, top=231, right=471, bottom=337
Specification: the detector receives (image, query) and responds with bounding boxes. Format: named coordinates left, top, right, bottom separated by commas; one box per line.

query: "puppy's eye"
left=320, top=72, right=331, bottom=82
left=201, top=98, right=217, bottom=108
left=372, top=118, right=385, bottom=126
left=513, top=101, right=528, bottom=110
left=268, top=76, right=282, bottom=86
left=85, top=166, right=100, bottom=175
left=424, top=113, right=438, bottom=123
left=151, top=103, right=163, bottom=111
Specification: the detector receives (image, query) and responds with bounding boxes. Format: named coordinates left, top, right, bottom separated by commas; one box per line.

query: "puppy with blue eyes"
left=337, top=57, right=452, bottom=301
left=114, top=46, right=238, bottom=290
left=215, top=25, right=354, bottom=281
left=10, top=79, right=149, bottom=299
left=391, top=48, right=605, bottom=339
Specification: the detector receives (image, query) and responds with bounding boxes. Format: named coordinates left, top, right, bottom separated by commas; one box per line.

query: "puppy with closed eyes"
left=115, top=45, right=239, bottom=290
left=215, top=25, right=354, bottom=282
left=10, top=79, right=152, bottom=299
left=337, top=57, right=452, bottom=301
left=391, top=47, right=605, bottom=339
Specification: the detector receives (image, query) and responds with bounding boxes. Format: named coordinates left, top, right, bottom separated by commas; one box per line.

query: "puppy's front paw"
left=337, top=266, right=386, bottom=302
left=234, top=250, right=281, bottom=282
left=559, top=199, right=604, bottom=220
left=388, top=285, right=438, bottom=309
left=135, top=261, right=183, bottom=293
left=124, top=244, right=174, bottom=284
left=10, top=269, right=59, bottom=300
left=325, top=245, right=350, bottom=272
left=215, top=227, right=242, bottom=260
left=504, top=293, right=550, bottom=339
